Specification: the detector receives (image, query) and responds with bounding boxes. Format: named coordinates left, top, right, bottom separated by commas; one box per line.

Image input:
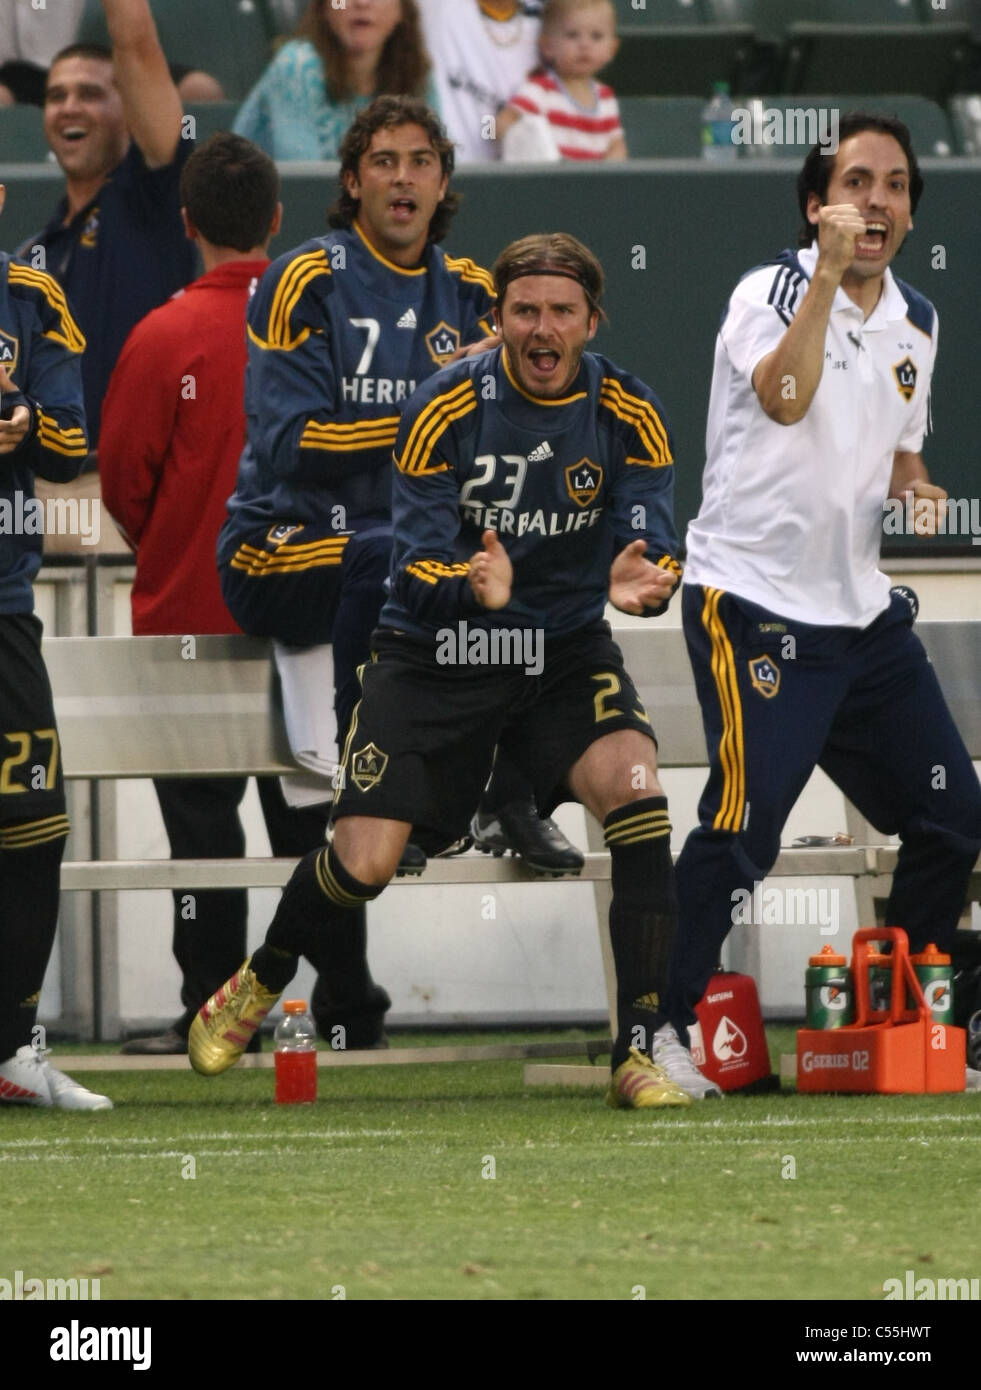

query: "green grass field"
left=4, top=1027, right=980, bottom=1303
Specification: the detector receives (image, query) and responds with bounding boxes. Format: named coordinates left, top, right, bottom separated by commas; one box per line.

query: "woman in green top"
left=234, top=0, right=437, bottom=160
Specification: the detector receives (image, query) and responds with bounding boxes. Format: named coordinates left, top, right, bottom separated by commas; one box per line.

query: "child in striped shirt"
left=497, top=0, right=626, bottom=161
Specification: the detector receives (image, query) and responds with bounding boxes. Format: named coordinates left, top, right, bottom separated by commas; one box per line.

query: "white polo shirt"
left=684, top=243, right=938, bottom=628
left=418, top=0, right=542, bottom=163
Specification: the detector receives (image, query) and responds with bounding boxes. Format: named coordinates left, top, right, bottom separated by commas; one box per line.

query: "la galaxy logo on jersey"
left=425, top=322, right=460, bottom=367
left=0, top=327, right=18, bottom=373
left=350, top=742, right=388, bottom=792
left=267, top=523, right=303, bottom=546
left=748, top=655, right=780, bottom=699
left=565, top=459, right=603, bottom=508
left=893, top=356, right=917, bottom=402
left=80, top=209, right=99, bottom=250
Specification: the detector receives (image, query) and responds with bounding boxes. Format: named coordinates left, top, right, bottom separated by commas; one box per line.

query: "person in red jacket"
left=100, top=133, right=389, bottom=1055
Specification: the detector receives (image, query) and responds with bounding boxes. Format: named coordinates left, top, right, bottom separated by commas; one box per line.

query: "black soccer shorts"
left=332, top=619, right=656, bottom=852
left=0, top=613, right=67, bottom=824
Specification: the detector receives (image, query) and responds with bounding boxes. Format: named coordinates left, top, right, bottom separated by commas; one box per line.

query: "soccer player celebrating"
left=0, top=183, right=110, bottom=1109
left=664, top=114, right=981, bottom=1092
left=193, top=232, right=694, bottom=1109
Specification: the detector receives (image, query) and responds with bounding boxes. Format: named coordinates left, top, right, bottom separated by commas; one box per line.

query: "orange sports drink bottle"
left=274, top=1000, right=317, bottom=1104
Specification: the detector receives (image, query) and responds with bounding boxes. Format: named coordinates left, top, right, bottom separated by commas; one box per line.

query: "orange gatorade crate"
left=797, top=927, right=965, bottom=1094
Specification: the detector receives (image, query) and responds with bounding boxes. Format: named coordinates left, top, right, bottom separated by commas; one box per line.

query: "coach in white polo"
left=660, top=114, right=981, bottom=1092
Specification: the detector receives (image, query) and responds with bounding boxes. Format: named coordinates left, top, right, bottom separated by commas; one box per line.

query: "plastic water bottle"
left=701, top=81, right=737, bottom=163
left=274, top=1000, right=317, bottom=1104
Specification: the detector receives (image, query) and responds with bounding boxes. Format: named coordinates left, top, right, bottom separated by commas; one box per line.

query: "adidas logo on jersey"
left=396, top=308, right=417, bottom=329
left=527, top=441, right=553, bottom=463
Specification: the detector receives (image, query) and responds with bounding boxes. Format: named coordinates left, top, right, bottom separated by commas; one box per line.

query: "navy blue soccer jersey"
left=26, top=141, right=196, bottom=449
left=381, top=346, right=680, bottom=639
left=218, top=224, right=496, bottom=564
left=0, top=252, right=88, bottom=613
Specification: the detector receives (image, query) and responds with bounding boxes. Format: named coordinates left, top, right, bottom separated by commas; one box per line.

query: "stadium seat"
left=181, top=101, right=242, bottom=146
left=782, top=23, right=971, bottom=102
left=707, top=0, right=920, bottom=35
left=254, top=0, right=305, bottom=36
left=611, top=0, right=708, bottom=26
left=606, top=24, right=755, bottom=95
left=747, top=94, right=956, bottom=157
left=0, top=106, right=54, bottom=164
left=618, top=95, right=706, bottom=156
left=78, top=0, right=272, bottom=99
left=921, top=0, right=981, bottom=31
left=949, top=94, right=981, bottom=153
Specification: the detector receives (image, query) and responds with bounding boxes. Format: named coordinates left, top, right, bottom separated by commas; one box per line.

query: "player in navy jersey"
left=192, top=232, right=695, bottom=1109
left=218, top=97, right=580, bottom=1048
left=218, top=97, right=497, bottom=743
left=0, top=183, right=112, bottom=1109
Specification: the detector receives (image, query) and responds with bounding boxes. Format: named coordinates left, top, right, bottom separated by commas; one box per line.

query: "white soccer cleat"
left=649, top=1023, right=724, bottom=1100
left=964, top=1066, right=981, bottom=1093
left=0, top=1045, right=112, bottom=1110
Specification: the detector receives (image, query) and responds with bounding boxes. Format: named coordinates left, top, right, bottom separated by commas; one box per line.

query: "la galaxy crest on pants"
left=351, top=742, right=388, bottom=792
left=565, top=458, right=603, bottom=508
left=748, top=655, right=780, bottom=699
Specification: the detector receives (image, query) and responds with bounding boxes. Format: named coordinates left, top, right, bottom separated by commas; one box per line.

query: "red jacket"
left=100, top=259, right=270, bottom=634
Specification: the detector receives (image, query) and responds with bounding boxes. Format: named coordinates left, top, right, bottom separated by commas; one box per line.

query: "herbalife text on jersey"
left=0, top=490, right=100, bottom=545
left=436, top=621, right=544, bottom=676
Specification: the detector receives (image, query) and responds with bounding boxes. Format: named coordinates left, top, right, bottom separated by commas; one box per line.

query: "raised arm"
left=752, top=204, right=865, bottom=425
left=101, top=0, right=183, bottom=169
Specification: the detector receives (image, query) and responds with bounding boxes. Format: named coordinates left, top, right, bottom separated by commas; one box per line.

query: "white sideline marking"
left=0, top=1147, right=375, bottom=1163
left=0, top=1128, right=414, bottom=1150
left=624, top=1112, right=981, bottom=1132
left=627, top=1133, right=981, bottom=1148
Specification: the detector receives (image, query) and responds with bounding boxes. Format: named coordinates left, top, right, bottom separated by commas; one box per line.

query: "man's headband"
left=495, top=262, right=601, bottom=313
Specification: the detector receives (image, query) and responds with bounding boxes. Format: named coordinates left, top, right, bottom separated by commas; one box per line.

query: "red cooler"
left=690, top=970, right=773, bottom=1091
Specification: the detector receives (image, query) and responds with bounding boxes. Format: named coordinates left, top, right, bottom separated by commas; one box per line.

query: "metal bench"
left=43, top=624, right=981, bottom=1059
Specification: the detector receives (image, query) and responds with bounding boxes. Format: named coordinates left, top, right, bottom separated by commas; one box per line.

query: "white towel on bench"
left=272, top=640, right=338, bottom=809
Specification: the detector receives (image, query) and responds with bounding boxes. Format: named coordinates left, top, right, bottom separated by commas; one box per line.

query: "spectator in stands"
left=496, top=0, right=626, bottom=161
left=417, top=0, right=541, bottom=162
left=0, top=0, right=223, bottom=109
left=99, top=133, right=389, bottom=1056
left=233, top=0, right=436, bottom=160
left=0, top=1, right=84, bottom=108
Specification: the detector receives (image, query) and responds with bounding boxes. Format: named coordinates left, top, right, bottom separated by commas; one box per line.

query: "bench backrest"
left=46, top=635, right=295, bottom=779
left=44, top=622, right=981, bottom=780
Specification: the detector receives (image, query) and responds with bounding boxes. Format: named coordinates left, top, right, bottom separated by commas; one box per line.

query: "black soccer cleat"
left=396, top=841, right=427, bottom=876
left=471, top=797, right=584, bottom=877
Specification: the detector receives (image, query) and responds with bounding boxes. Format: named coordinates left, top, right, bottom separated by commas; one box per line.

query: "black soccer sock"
left=0, top=821, right=68, bottom=1061
left=604, top=797, right=677, bottom=1070
left=252, top=845, right=384, bottom=993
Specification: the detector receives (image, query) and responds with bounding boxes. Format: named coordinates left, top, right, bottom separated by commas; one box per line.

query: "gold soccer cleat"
left=189, top=960, right=281, bottom=1076
left=607, top=1046, right=693, bottom=1109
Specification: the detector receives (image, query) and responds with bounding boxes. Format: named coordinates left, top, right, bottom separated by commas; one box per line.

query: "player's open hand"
left=816, top=203, right=869, bottom=278
left=0, top=364, right=31, bottom=455
left=609, top=539, right=678, bottom=615
left=468, top=529, right=512, bottom=610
